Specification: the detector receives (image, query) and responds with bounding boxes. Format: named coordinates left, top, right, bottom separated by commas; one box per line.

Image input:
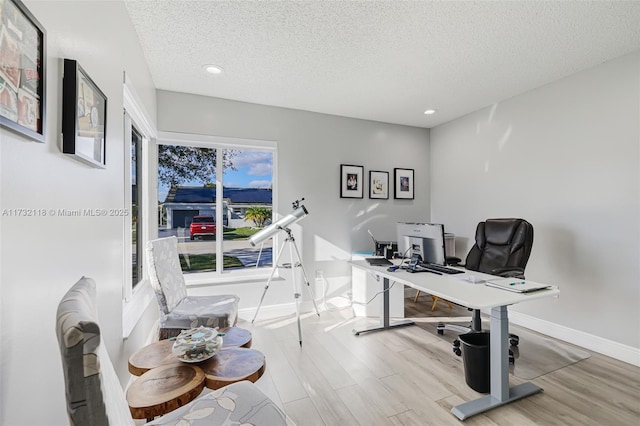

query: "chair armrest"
left=491, top=267, right=525, bottom=279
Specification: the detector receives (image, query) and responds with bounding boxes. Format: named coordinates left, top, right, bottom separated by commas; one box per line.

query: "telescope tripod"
left=251, top=226, right=320, bottom=346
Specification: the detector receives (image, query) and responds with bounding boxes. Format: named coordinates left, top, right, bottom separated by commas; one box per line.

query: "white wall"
left=157, top=91, right=431, bottom=311
left=0, top=1, right=158, bottom=424
left=430, top=51, right=640, bottom=356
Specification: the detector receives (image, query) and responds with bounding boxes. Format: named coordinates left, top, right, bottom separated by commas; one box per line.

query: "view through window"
left=131, top=126, right=143, bottom=286
left=158, top=143, right=274, bottom=275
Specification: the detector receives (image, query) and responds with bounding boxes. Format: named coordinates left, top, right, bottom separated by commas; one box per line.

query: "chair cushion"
left=147, top=236, right=188, bottom=313
left=147, top=381, right=293, bottom=426
left=160, top=294, right=239, bottom=339
left=56, top=277, right=134, bottom=426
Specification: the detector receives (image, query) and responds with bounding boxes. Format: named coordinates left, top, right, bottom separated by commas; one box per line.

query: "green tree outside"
left=245, top=206, right=272, bottom=228
left=157, top=145, right=239, bottom=186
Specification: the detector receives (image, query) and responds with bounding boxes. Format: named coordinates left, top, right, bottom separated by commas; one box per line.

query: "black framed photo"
left=0, top=0, right=46, bottom=143
left=340, top=164, right=364, bottom=198
left=394, top=168, right=414, bottom=199
left=62, top=59, right=107, bottom=168
left=369, top=170, right=389, bottom=199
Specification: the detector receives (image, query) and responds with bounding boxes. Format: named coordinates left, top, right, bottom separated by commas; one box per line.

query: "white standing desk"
left=349, top=260, right=560, bottom=421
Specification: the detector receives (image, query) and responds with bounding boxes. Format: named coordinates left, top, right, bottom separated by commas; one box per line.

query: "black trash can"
left=458, top=332, right=490, bottom=393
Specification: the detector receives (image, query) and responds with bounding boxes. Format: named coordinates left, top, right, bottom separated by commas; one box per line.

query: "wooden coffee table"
left=126, top=364, right=205, bottom=420
left=198, top=347, right=266, bottom=389
left=126, top=327, right=263, bottom=419
left=129, top=326, right=252, bottom=376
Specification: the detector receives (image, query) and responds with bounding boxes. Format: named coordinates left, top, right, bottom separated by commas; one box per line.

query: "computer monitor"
left=396, top=222, right=446, bottom=265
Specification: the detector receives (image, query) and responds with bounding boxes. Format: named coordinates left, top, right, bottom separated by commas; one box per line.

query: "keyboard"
left=365, top=257, right=393, bottom=266
left=419, top=263, right=464, bottom=275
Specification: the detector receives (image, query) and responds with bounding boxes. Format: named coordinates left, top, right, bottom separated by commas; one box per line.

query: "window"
left=131, top=126, right=143, bottom=286
left=157, top=133, right=276, bottom=280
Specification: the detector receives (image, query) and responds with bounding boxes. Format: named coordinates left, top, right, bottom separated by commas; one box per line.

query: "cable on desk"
left=352, top=280, right=398, bottom=305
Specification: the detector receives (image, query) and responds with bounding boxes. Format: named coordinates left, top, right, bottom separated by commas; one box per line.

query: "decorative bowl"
left=171, top=326, right=223, bottom=363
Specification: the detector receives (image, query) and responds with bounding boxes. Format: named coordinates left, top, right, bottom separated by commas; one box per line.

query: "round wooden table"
left=126, top=364, right=205, bottom=420
left=129, top=327, right=252, bottom=376
left=198, top=347, right=266, bottom=390
left=126, top=327, right=264, bottom=418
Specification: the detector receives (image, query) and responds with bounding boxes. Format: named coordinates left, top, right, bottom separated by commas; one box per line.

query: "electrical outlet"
left=315, top=270, right=324, bottom=279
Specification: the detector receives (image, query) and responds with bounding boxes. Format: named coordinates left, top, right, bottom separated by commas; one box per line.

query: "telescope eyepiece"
left=292, top=197, right=305, bottom=209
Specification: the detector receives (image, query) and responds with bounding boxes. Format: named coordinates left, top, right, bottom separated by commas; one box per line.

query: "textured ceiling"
left=124, top=1, right=640, bottom=128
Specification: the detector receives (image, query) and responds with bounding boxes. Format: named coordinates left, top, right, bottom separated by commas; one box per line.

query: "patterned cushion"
left=147, top=236, right=188, bottom=313
left=160, top=295, right=239, bottom=340
left=55, top=277, right=134, bottom=426
left=147, top=381, right=294, bottom=426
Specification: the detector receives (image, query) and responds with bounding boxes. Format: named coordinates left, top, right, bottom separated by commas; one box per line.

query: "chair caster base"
left=452, top=338, right=461, bottom=356
left=509, top=334, right=520, bottom=347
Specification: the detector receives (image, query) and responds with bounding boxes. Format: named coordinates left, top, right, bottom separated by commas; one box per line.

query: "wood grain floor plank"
left=247, top=319, right=309, bottom=403
left=312, top=326, right=380, bottom=384
left=335, top=383, right=394, bottom=426
left=280, top=337, right=359, bottom=425
left=283, top=397, right=326, bottom=426
left=380, top=373, right=461, bottom=425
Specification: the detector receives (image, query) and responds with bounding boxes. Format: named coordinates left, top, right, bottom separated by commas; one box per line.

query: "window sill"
left=184, top=269, right=282, bottom=288
left=122, top=279, right=155, bottom=339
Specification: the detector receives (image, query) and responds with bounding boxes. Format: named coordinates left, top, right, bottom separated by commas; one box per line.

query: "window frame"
left=122, top=75, right=157, bottom=338
left=156, top=131, right=278, bottom=285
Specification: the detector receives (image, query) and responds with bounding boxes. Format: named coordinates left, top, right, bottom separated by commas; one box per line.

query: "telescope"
left=250, top=198, right=318, bottom=346
left=248, top=199, right=308, bottom=247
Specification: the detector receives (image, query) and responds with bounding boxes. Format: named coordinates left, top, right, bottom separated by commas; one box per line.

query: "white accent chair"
left=55, top=276, right=293, bottom=425
left=147, top=236, right=239, bottom=339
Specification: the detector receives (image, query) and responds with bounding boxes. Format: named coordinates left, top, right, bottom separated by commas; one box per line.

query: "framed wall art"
left=369, top=170, right=389, bottom=199
left=394, top=168, right=414, bottom=199
left=62, top=58, right=107, bottom=168
left=340, top=164, right=363, bottom=198
left=0, top=0, right=46, bottom=143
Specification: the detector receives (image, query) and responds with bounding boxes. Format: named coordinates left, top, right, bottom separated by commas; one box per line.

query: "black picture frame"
left=62, top=58, right=107, bottom=168
left=394, top=168, right=414, bottom=199
left=0, top=0, right=46, bottom=143
left=340, top=164, right=364, bottom=198
left=369, top=170, right=389, bottom=199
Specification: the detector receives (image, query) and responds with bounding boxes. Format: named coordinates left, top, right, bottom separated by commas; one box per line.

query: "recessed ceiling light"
left=424, top=109, right=438, bottom=115
left=204, top=64, right=223, bottom=75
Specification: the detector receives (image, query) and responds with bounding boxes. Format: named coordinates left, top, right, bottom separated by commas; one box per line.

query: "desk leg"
left=353, top=277, right=414, bottom=335
left=451, top=306, right=543, bottom=420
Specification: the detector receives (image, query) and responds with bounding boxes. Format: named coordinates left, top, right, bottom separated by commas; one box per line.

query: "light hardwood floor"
left=246, top=290, right=640, bottom=426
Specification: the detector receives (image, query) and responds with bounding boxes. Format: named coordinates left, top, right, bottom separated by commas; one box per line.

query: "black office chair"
left=437, top=218, right=534, bottom=359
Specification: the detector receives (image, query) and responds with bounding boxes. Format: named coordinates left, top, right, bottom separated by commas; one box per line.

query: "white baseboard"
left=508, top=310, right=640, bottom=367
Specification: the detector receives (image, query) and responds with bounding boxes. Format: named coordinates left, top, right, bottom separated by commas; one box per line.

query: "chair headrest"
left=483, top=219, right=528, bottom=245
